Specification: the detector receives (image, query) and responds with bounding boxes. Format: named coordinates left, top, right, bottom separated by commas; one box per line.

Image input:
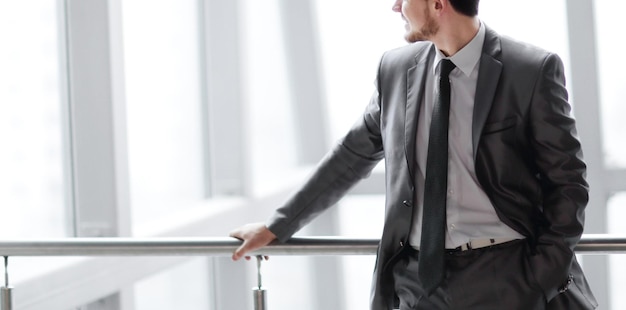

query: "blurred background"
left=0, top=0, right=624, bottom=309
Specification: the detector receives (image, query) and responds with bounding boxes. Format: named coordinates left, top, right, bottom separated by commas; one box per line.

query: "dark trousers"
left=391, top=240, right=596, bottom=310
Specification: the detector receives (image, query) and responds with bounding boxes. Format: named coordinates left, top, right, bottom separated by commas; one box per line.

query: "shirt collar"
left=433, top=21, right=485, bottom=77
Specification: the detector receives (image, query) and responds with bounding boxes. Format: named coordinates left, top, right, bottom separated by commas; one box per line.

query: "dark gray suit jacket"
left=267, top=26, right=597, bottom=309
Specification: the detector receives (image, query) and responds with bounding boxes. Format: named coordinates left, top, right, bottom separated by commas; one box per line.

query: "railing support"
left=0, top=287, right=11, bottom=310
left=1, top=257, right=12, bottom=310
left=253, top=255, right=267, bottom=310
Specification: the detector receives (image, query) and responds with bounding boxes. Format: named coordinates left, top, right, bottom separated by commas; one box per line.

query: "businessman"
left=230, top=0, right=597, bottom=309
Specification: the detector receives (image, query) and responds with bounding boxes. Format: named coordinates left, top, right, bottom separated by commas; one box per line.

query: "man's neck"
left=432, top=17, right=480, bottom=57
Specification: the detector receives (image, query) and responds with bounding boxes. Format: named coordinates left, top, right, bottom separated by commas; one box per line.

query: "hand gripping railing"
left=0, top=234, right=625, bottom=310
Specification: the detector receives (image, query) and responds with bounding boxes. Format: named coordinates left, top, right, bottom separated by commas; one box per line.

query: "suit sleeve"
left=527, top=52, right=589, bottom=301
left=266, top=69, right=386, bottom=242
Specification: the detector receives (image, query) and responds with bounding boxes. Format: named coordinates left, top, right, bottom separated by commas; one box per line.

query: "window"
left=480, top=0, right=571, bottom=85
left=594, top=2, right=626, bottom=307
left=134, top=258, right=211, bottom=310
left=121, top=0, right=206, bottom=231
left=0, top=1, right=66, bottom=238
left=316, top=1, right=406, bottom=140
left=242, top=0, right=299, bottom=191
left=594, top=0, right=626, bottom=168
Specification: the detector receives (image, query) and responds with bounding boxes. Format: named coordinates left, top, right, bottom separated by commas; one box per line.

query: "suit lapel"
left=472, top=27, right=503, bottom=161
left=405, top=46, right=433, bottom=185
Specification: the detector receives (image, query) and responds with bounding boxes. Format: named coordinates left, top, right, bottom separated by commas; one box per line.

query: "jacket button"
left=402, top=200, right=412, bottom=207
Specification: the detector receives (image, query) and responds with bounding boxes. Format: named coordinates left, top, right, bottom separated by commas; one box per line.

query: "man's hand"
left=229, top=223, right=277, bottom=261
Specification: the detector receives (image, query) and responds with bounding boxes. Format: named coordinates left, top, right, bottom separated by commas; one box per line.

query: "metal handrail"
left=0, top=234, right=625, bottom=256
left=0, top=234, right=625, bottom=310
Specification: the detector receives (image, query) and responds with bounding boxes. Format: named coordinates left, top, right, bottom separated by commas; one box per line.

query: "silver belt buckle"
left=460, top=242, right=472, bottom=251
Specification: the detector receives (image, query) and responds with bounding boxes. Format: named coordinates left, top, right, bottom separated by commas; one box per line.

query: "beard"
left=405, top=9, right=439, bottom=43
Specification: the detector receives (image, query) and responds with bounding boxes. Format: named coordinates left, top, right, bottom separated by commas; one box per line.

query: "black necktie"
left=418, top=59, right=456, bottom=295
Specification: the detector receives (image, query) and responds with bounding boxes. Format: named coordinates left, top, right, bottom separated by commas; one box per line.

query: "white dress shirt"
left=408, top=22, right=525, bottom=249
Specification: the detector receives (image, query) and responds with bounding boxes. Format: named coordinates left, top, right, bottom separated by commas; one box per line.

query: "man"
left=230, top=0, right=597, bottom=309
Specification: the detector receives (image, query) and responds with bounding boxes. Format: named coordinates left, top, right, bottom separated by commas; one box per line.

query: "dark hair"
left=449, top=0, right=479, bottom=17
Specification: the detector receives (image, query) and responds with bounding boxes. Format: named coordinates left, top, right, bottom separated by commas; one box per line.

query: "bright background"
left=0, top=1, right=623, bottom=309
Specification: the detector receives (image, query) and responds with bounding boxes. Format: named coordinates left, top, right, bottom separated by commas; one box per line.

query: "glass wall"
left=134, top=258, right=211, bottom=310
left=242, top=0, right=299, bottom=192
left=480, top=0, right=570, bottom=74
left=120, top=1, right=213, bottom=308
left=595, top=1, right=626, bottom=308
left=594, top=0, right=626, bottom=168
left=0, top=2, right=66, bottom=238
left=0, top=0, right=80, bottom=295
left=121, top=0, right=206, bottom=232
left=316, top=1, right=406, bottom=140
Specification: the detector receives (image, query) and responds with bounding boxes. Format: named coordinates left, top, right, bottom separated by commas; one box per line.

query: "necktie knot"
left=439, top=59, right=456, bottom=79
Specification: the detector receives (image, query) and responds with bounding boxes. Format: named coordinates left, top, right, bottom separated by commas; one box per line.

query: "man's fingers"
left=229, top=223, right=276, bottom=261
left=232, top=240, right=250, bottom=261
left=228, top=228, right=242, bottom=240
left=230, top=229, right=245, bottom=260
left=232, top=238, right=263, bottom=261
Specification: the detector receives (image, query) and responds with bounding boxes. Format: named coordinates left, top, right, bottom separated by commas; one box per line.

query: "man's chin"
left=405, top=32, right=425, bottom=43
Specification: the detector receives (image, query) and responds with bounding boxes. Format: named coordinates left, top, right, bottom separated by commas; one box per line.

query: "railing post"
left=252, top=256, right=267, bottom=310
left=1, top=257, right=12, bottom=310
left=0, top=287, right=11, bottom=310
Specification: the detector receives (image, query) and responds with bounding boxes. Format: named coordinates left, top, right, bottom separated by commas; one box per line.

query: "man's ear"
left=433, top=0, right=447, bottom=15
